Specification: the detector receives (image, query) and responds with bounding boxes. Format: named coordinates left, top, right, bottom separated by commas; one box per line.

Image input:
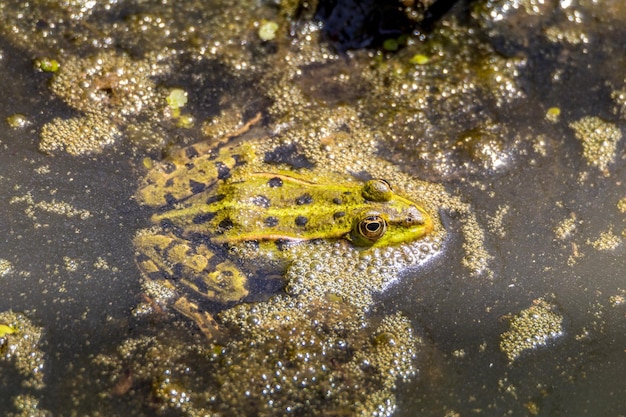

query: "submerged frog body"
left=134, top=139, right=433, bottom=333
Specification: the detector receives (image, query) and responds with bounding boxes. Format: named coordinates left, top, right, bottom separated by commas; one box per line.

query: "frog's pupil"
left=267, top=177, right=283, bottom=187
left=358, top=215, right=387, bottom=241
left=264, top=216, right=279, bottom=227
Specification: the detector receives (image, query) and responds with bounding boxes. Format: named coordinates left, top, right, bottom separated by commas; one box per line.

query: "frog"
left=134, top=136, right=434, bottom=336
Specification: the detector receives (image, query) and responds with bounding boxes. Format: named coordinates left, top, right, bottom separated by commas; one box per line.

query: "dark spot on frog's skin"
left=268, top=177, right=283, bottom=188
left=203, top=251, right=225, bottom=270
left=295, top=193, right=313, bottom=205
left=160, top=219, right=184, bottom=236
left=206, top=194, right=225, bottom=205
left=274, top=239, right=292, bottom=251
left=263, top=143, right=315, bottom=169
left=232, top=154, right=247, bottom=168
left=217, top=218, right=234, bottom=234
left=191, top=271, right=223, bottom=294
left=172, top=263, right=185, bottom=279
left=240, top=240, right=260, bottom=251
left=215, top=161, right=231, bottom=180
left=136, top=253, right=151, bottom=264
left=264, top=216, right=279, bottom=227
left=165, top=178, right=174, bottom=188
left=185, top=146, right=200, bottom=159
left=189, top=179, right=206, bottom=194
left=332, top=197, right=342, bottom=205
left=252, top=195, right=271, bottom=208
left=164, top=193, right=177, bottom=205
left=189, top=233, right=212, bottom=247
left=192, top=212, right=216, bottom=224
left=162, top=162, right=177, bottom=174
left=295, top=216, right=308, bottom=227
left=146, top=270, right=166, bottom=281
left=207, top=149, right=219, bottom=161
left=185, top=162, right=195, bottom=170
left=333, top=211, right=346, bottom=219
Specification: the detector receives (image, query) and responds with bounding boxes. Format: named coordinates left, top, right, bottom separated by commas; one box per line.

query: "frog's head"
left=348, top=179, right=433, bottom=248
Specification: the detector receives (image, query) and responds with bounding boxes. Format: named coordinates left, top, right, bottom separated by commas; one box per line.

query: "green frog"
left=134, top=138, right=434, bottom=335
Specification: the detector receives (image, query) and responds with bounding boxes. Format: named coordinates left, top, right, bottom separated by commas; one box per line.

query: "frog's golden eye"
left=362, top=179, right=393, bottom=202
left=357, top=215, right=387, bottom=242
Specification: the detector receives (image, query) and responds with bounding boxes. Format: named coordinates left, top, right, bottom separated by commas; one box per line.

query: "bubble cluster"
left=41, top=52, right=168, bottom=154
left=283, top=238, right=442, bottom=310
left=255, top=4, right=534, bottom=180
left=0, top=311, right=49, bottom=416
left=50, top=52, right=162, bottom=116
left=96, top=296, right=420, bottom=416
left=588, top=228, right=621, bottom=251
left=0, top=311, right=45, bottom=389
left=40, top=114, right=119, bottom=156
left=0, top=259, right=13, bottom=277
left=213, top=299, right=418, bottom=415
left=569, top=116, right=622, bottom=173
left=499, top=298, right=564, bottom=363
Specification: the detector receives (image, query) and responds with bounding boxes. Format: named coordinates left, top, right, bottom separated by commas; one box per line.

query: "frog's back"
left=139, top=141, right=433, bottom=249
left=153, top=171, right=364, bottom=243
left=136, top=142, right=256, bottom=207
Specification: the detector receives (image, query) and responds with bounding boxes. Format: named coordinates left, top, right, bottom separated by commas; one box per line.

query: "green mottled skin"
left=134, top=139, right=433, bottom=311
left=154, top=170, right=432, bottom=248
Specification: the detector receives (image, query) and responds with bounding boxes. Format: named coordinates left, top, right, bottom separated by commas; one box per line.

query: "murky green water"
left=0, top=0, right=624, bottom=416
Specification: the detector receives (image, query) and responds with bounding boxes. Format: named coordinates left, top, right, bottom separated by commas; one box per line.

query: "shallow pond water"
left=0, top=0, right=625, bottom=416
